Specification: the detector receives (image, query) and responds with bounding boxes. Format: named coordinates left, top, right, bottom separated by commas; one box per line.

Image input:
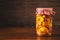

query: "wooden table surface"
left=0, top=27, right=60, bottom=40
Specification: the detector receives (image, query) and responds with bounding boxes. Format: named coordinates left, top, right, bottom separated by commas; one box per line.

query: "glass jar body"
left=36, top=14, right=52, bottom=36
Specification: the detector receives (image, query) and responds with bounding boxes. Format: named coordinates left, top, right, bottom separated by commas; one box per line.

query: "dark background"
left=0, top=0, right=60, bottom=27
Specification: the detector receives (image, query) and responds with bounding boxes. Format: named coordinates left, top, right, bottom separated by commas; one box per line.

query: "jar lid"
left=36, top=8, right=55, bottom=15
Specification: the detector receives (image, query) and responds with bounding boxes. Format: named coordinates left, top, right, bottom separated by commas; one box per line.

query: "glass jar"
left=36, top=8, right=55, bottom=36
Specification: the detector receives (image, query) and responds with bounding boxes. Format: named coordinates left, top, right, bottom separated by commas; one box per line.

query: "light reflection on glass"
left=36, top=36, right=52, bottom=40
